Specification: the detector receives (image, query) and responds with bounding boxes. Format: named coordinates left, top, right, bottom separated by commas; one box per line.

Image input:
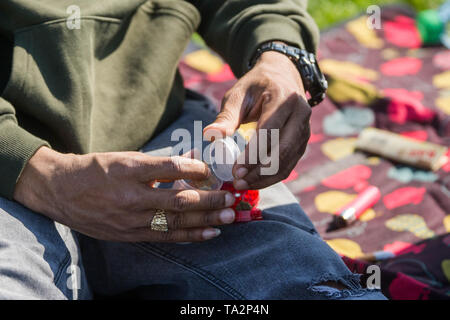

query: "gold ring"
left=150, top=209, right=169, bottom=232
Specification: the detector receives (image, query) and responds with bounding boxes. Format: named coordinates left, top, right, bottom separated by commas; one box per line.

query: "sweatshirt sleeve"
left=187, top=0, right=319, bottom=77
left=0, top=97, right=50, bottom=199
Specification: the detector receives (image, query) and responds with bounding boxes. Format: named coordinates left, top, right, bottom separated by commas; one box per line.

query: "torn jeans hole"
left=308, top=273, right=373, bottom=299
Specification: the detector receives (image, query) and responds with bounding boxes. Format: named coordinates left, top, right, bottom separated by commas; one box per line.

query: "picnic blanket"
left=179, top=5, right=450, bottom=300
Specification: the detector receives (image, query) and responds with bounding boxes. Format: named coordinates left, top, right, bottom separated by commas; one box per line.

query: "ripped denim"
left=308, top=273, right=378, bottom=299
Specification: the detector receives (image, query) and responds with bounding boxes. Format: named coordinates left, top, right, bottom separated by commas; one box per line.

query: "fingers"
left=132, top=208, right=235, bottom=229
left=232, top=93, right=295, bottom=188
left=140, top=187, right=235, bottom=212
left=135, top=155, right=211, bottom=182
left=239, top=139, right=307, bottom=190
left=117, top=207, right=235, bottom=243
left=203, top=88, right=248, bottom=140
left=233, top=96, right=311, bottom=190
left=133, top=227, right=222, bottom=243
left=167, top=208, right=236, bottom=229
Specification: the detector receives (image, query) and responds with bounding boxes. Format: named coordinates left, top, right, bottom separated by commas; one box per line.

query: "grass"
left=307, top=0, right=446, bottom=29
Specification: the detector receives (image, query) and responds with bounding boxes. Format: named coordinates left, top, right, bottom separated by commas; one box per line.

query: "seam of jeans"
left=132, top=242, right=246, bottom=300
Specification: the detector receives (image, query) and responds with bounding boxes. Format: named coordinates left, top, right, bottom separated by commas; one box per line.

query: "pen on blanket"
left=326, top=185, right=381, bottom=232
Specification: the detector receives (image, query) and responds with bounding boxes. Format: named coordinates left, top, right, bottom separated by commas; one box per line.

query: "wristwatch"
left=248, top=42, right=328, bottom=107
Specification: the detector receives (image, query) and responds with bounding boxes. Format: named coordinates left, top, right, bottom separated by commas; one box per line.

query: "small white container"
left=172, top=137, right=241, bottom=191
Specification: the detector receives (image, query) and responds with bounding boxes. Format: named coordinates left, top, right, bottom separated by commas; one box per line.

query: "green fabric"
left=0, top=0, right=318, bottom=199
left=417, top=9, right=444, bottom=45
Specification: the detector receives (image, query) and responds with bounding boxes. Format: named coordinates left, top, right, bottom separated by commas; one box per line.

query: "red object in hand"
left=234, top=208, right=263, bottom=222
left=221, top=182, right=262, bottom=223
left=242, top=190, right=260, bottom=207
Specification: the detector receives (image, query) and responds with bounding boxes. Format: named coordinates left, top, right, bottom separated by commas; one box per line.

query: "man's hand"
left=13, top=147, right=236, bottom=242
left=204, top=49, right=312, bottom=190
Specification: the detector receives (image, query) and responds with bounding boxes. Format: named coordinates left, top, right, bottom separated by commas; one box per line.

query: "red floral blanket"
left=179, top=6, right=450, bottom=300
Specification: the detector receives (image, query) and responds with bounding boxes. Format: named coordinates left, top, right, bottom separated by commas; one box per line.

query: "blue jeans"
left=0, top=94, right=386, bottom=300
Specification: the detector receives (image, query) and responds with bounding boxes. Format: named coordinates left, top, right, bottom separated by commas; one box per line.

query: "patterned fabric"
left=179, top=6, right=450, bottom=300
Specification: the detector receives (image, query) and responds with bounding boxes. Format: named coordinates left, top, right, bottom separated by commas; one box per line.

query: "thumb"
left=204, top=93, right=243, bottom=141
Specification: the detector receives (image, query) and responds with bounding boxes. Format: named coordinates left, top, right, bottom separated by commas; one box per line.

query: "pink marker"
left=327, top=186, right=381, bottom=231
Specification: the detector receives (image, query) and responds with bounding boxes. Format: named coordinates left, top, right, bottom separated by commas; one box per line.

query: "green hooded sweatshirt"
left=0, top=0, right=319, bottom=199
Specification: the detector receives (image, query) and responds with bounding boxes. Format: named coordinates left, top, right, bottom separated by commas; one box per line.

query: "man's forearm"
left=13, top=146, right=69, bottom=219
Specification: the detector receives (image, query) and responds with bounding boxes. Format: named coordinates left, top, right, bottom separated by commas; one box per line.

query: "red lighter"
left=327, top=185, right=381, bottom=231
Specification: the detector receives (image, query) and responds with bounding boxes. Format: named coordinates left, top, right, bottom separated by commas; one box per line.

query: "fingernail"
left=235, top=167, right=248, bottom=179
left=203, top=125, right=223, bottom=141
left=204, top=124, right=218, bottom=130
left=219, top=208, right=235, bottom=224
left=234, top=179, right=249, bottom=190
left=203, top=228, right=221, bottom=240
left=225, top=192, right=235, bottom=207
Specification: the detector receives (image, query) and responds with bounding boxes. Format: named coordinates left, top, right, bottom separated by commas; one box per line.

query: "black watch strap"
left=248, top=42, right=328, bottom=107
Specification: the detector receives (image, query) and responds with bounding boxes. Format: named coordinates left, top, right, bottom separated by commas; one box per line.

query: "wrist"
left=250, top=41, right=328, bottom=106
left=251, top=41, right=298, bottom=73
left=257, top=50, right=297, bottom=71
left=254, top=50, right=306, bottom=96
left=13, top=146, right=72, bottom=214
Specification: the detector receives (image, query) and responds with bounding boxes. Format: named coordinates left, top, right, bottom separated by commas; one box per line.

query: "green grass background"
left=308, top=0, right=445, bottom=29
left=191, top=0, right=445, bottom=44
